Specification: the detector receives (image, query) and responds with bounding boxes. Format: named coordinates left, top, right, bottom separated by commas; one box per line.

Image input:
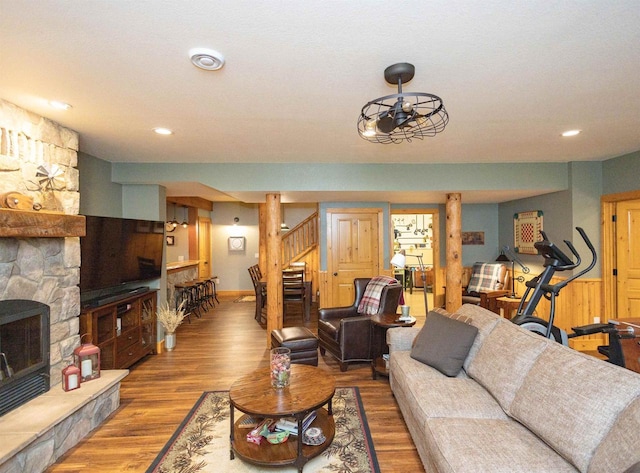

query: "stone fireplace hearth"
left=0, top=99, right=127, bottom=472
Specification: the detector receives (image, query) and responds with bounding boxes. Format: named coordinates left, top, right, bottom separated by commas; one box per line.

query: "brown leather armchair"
left=461, top=262, right=510, bottom=313
left=318, top=278, right=402, bottom=371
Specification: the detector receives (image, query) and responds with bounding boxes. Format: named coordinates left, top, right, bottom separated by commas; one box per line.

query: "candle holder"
left=62, top=364, right=81, bottom=391
left=270, top=347, right=291, bottom=389
left=73, top=334, right=101, bottom=382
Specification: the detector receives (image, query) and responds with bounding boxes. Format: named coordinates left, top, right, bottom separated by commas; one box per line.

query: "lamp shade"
left=390, top=252, right=406, bottom=268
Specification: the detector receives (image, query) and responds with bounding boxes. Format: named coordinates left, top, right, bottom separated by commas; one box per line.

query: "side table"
left=496, top=296, right=522, bottom=319
left=370, top=312, right=416, bottom=379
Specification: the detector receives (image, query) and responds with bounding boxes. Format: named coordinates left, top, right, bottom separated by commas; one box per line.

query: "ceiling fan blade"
left=377, top=116, right=395, bottom=133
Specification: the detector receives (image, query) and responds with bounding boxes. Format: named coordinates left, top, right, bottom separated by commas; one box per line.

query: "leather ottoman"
left=271, top=327, right=319, bottom=366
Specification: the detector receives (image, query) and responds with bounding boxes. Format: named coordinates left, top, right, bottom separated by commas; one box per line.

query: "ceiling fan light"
left=363, top=119, right=377, bottom=136
left=357, top=63, right=448, bottom=144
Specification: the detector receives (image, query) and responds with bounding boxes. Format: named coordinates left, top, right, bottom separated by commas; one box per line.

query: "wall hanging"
left=514, top=211, right=544, bottom=254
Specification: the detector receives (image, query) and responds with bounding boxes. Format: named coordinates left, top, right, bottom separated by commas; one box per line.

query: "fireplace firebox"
left=0, top=300, right=50, bottom=416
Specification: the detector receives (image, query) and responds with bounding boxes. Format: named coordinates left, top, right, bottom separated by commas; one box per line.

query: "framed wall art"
left=228, top=236, right=246, bottom=251
left=461, top=231, right=484, bottom=245
left=514, top=210, right=543, bottom=254
left=166, top=235, right=175, bottom=246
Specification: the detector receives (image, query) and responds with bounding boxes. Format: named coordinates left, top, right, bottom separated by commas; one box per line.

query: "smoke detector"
left=189, top=48, right=225, bottom=71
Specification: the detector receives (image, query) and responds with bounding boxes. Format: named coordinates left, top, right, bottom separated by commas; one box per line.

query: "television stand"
left=80, top=290, right=157, bottom=369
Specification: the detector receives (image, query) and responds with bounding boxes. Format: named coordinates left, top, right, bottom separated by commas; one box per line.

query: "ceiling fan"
left=357, top=63, right=449, bottom=144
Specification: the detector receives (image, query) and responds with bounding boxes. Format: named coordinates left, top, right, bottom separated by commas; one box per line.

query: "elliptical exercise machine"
left=511, top=227, right=635, bottom=369
left=511, top=227, right=596, bottom=344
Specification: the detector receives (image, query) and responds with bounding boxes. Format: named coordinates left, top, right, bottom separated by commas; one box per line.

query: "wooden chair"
left=461, top=262, right=510, bottom=313
left=282, top=269, right=306, bottom=320
left=248, top=265, right=266, bottom=323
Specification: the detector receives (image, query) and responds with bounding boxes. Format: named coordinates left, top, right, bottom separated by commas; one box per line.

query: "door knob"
left=333, top=272, right=338, bottom=276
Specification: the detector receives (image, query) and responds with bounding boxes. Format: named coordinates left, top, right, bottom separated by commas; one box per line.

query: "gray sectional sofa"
left=387, top=304, right=640, bottom=473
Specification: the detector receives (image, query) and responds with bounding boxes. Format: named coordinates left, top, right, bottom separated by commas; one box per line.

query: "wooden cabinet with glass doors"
left=80, top=290, right=157, bottom=369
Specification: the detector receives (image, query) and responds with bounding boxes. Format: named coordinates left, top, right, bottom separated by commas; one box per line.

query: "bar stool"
left=196, top=278, right=215, bottom=310
left=174, top=281, right=201, bottom=321
left=174, top=282, right=195, bottom=323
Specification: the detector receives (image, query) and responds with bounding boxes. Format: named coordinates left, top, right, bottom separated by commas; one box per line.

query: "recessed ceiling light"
left=153, top=127, right=173, bottom=135
left=50, top=100, right=72, bottom=110
left=562, top=129, right=581, bottom=137
left=189, top=48, right=225, bottom=71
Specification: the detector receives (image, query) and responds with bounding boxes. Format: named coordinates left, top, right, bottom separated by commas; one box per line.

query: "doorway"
left=602, top=192, right=640, bottom=320
left=391, top=209, right=440, bottom=315
left=326, top=208, right=383, bottom=307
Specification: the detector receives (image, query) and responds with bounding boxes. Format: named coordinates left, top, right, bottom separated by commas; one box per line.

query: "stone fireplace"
left=0, top=99, right=127, bottom=472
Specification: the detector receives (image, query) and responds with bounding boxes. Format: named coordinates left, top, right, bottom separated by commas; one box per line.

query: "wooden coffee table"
left=229, top=364, right=336, bottom=472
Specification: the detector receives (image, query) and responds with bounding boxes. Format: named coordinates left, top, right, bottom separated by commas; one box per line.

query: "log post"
left=265, top=194, right=283, bottom=347
left=258, top=203, right=267, bottom=274
left=445, top=193, right=463, bottom=312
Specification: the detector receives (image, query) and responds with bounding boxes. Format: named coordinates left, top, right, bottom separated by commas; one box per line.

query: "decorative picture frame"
left=166, top=235, right=175, bottom=246
left=228, top=236, right=245, bottom=251
left=514, top=210, right=544, bottom=254
left=461, top=231, right=484, bottom=245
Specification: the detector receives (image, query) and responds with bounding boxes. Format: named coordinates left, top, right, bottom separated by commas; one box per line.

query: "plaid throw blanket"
left=466, top=263, right=504, bottom=294
left=357, top=276, right=398, bottom=315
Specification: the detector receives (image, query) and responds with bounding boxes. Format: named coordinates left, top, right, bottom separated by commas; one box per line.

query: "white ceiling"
left=1, top=1, right=639, bottom=204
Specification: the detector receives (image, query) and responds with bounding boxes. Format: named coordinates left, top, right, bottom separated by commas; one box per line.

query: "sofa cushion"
left=589, top=397, right=640, bottom=473
left=411, top=311, right=478, bottom=377
left=467, top=319, right=548, bottom=414
left=424, top=417, right=578, bottom=473
left=455, top=304, right=501, bottom=371
left=391, top=351, right=508, bottom=420
left=510, top=344, right=640, bottom=473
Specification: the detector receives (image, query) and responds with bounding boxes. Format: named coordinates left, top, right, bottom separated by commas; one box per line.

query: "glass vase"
left=270, top=347, right=291, bottom=388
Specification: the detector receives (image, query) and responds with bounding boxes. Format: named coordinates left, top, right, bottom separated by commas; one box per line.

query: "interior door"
left=616, top=200, right=640, bottom=318
left=327, top=210, right=381, bottom=307
left=198, top=217, right=212, bottom=278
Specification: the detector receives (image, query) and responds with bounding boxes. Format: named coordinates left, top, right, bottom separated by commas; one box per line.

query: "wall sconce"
left=61, top=364, right=81, bottom=391
left=73, top=335, right=101, bottom=382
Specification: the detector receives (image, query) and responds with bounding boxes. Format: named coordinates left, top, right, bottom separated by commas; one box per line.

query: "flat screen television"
left=80, top=215, right=164, bottom=304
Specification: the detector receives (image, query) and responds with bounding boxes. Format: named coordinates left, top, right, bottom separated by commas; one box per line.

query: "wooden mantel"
left=0, top=208, right=86, bottom=238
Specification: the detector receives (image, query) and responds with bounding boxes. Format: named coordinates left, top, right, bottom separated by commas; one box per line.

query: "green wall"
left=603, top=150, right=640, bottom=195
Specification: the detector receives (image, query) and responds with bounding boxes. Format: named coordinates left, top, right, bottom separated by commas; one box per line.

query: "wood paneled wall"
left=433, top=266, right=603, bottom=351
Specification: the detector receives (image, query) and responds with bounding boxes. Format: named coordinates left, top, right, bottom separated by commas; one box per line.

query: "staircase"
left=282, top=211, right=318, bottom=268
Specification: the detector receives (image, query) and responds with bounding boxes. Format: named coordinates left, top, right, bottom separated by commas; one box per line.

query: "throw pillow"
left=410, top=311, right=479, bottom=377
left=466, top=262, right=504, bottom=293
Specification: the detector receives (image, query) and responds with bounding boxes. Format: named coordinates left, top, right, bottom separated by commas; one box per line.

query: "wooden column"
left=258, top=203, right=267, bottom=274
left=445, top=193, right=463, bottom=312
left=265, top=194, right=283, bottom=347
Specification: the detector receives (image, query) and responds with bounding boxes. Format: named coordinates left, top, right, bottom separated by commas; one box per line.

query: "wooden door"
left=616, top=200, right=640, bottom=318
left=198, top=217, right=212, bottom=278
left=327, top=209, right=382, bottom=307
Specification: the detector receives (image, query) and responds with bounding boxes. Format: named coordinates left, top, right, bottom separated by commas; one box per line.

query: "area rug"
left=146, top=387, right=380, bottom=473
left=234, top=295, right=256, bottom=303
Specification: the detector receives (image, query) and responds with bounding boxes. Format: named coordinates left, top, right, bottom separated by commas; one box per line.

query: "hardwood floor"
left=46, top=296, right=424, bottom=473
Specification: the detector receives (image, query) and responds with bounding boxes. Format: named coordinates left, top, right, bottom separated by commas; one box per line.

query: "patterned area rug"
left=146, top=387, right=380, bottom=473
left=234, top=295, right=256, bottom=303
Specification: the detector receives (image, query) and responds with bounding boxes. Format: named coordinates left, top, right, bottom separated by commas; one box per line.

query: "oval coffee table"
left=229, top=364, right=336, bottom=472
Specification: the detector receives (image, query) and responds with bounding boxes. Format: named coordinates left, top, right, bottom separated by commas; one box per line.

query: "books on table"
left=274, top=410, right=317, bottom=435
